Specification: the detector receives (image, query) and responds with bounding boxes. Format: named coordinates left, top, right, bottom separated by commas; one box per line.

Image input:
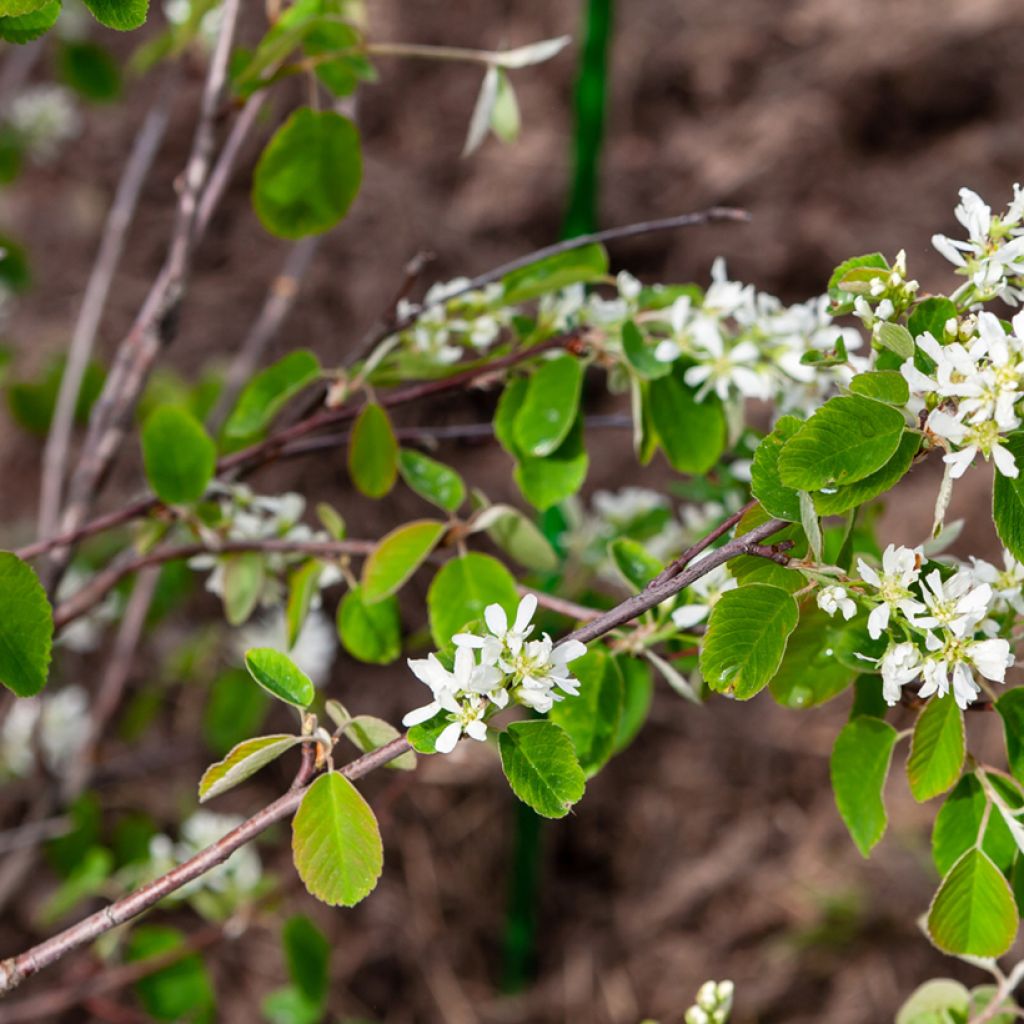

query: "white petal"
left=484, top=603, right=508, bottom=637
left=465, top=719, right=488, bottom=742
left=552, top=639, right=587, bottom=665
left=514, top=593, right=538, bottom=633
left=867, top=603, right=890, bottom=640
left=402, top=701, right=440, bottom=727
left=435, top=721, right=463, bottom=754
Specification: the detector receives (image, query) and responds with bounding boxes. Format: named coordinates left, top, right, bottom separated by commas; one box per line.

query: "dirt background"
left=3, top=0, right=1024, bottom=1021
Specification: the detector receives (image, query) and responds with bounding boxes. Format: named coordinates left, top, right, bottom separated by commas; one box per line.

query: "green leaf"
left=281, top=914, right=330, bottom=1007
left=0, top=552, right=53, bottom=697
left=621, top=319, right=672, bottom=380
left=342, top=715, right=416, bottom=771
left=498, top=720, right=586, bottom=819
left=968, top=986, right=1017, bottom=1024
left=993, top=432, right=1024, bottom=562
left=895, top=979, right=970, bottom=1024
left=253, top=108, right=362, bottom=239
left=361, top=519, right=445, bottom=602
left=613, top=656, right=654, bottom=752
left=996, top=688, right=1024, bottom=784
left=141, top=405, right=216, bottom=504
left=927, top=849, right=1018, bottom=958
left=933, top=775, right=1017, bottom=877
left=502, top=243, right=608, bottom=304
left=127, top=926, right=214, bottom=1023
left=750, top=415, right=803, bottom=522
left=0, top=0, right=59, bottom=42
left=849, top=370, right=910, bottom=406
left=337, top=586, right=401, bottom=664
left=777, top=394, right=907, bottom=492
left=830, top=716, right=899, bottom=856
left=608, top=537, right=662, bottom=591
left=222, top=551, right=265, bottom=627
left=514, top=415, right=589, bottom=510
left=813, top=429, right=920, bottom=516
left=548, top=649, right=623, bottom=777
left=647, top=366, right=726, bottom=475
left=83, top=0, right=149, bottom=30
left=909, top=297, right=958, bottom=341
left=285, top=560, right=322, bottom=649
left=291, top=771, right=383, bottom=906
left=908, top=697, right=965, bottom=802
left=699, top=583, right=799, bottom=699
left=199, top=734, right=300, bottom=803
left=827, top=252, right=887, bottom=314
left=427, top=552, right=519, bottom=649
left=0, top=0, right=52, bottom=15
left=513, top=355, right=585, bottom=458
left=398, top=449, right=466, bottom=511
left=316, top=502, right=346, bottom=539
left=262, top=986, right=322, bottom=1024
left=406, top=711, right=451, bottom=755
left=876, top=323, right=915, bottom=361
left=244, top=648, right=315, bottom=708
left=224, top=350, right=320, bottom=439
left=6, top=355, right=104, bottom=436
left=348, top=402, right=398, bottom=499
left=57, top=41, right=122, bottom=102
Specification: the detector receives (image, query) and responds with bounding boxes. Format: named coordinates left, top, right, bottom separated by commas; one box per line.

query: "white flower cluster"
left=394, top=278, right=511, bottom=365
left=933, top=186, right=1024, bottom=305
left=189, top=484, right=341, bottom=610
left=0, top=686, right=88, bottom=779
left=902, top=310, right=1024, bottom=481
left=684, top=980, right=734, bottom=1024
left=402, top=595, right=587, bottom=753
left=6, top=85, right=80, bottom=166
left=855, top=544, right=1015, bottom=709
left=849, top=249, right=920, bottom=336
left=147, top=810, right=261, bottom=900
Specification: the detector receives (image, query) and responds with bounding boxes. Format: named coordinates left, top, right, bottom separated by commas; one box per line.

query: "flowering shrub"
left=4, top=2, right=1024, bottom=1022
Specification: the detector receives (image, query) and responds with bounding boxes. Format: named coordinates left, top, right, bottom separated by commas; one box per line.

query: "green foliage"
left=621, top=320, right=672, bottom=379
left=514, top=355, right=585, bottom=458
left=646, top=365, right=726, bottom=474
left=57, top=41, right=122, bottom=102
left=0, top=552, right=53, bottom=697
left=830, top=716, right=898, bottom=856
left=613, top=656, right=654, bottom=752
left=908, top=697, right=965, bottom=802
left=82, top=0, right=149, bottom=30
left=341, top=715, right=416, bottom=770
left=933, top=776, right=1016, bottom=876
left=776, top=395, right=907, bottom=492
left=199, top=735, right=301, bottom=803
left=361, top=519, right=446, bottom=602
left=996, top=688, right=1024, bottom=783
left=398, top=449, right=466, bottom=511
left=127, top=925, right=215, bottom=1022
left=927, top=849, right=1018, bottom=958
left=549, top=649, right=623, bottom=777
left=337, top=586, right=401, bottom=664
left=202, top=669, right=270, bottom=755
left=848, top=370, right=910, bottom=406
left=0, top=0, right=60, bottom=43
left=813, top=429, right=920, bottom=516
left=427, top=552, right=519, bottom=649
left=348, top=402, right=398, bottom=499
left=498, top=720, right=586, bottom=818
left=244, top=648, right=315, bottom=708
left=224, top=350, right=320, bottom=439
left=292, top=772, right=383, bottom=906
left=827, top=252, right=888, bottom=314
left=6, top=356, right=105, bottom=436
left=141, top=405, right=216, bottom=504
left=909, top=297, right=958, bottom=341
left=253, top=108, right=362, bottom=239
left=608, top=536, right=662, bottom=591
left=699, top=583, right=799, bottom=699
left=750, top=415, right=803, bottom=522
left=286, top=561, right=322, bottom=649
left=222, top=552, right=265, bottom=627
left=993, top=432, right=1024, bottom=562
left=477, top=503, right=559, bottom=572
left=501, top=243, right=607, bottom=304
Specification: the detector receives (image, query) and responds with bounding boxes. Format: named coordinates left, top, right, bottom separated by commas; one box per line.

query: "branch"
left=0, top=515, right=786, bottom=994
left=38, top=81, right=174, bottom=539
left=52, top=538, right=376, bottom=630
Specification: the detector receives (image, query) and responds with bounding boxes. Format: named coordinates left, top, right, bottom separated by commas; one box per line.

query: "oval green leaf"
left=513, top=355, right=585, bottom=458
left=199, top=734, right=301, bottom=803
left=244, top=648, right=315, bottom=708
left=337, top=586, right=401, bottom=664
left=223, top=350, right=320, bottom=439
left=427, top=552, right=519, bottom=649
left=141, top=405, right=216, bottom=505
left=908, top=696, right=965, bottom=802
left=0, top=552, right=53, bottom=697
left=498, top=720, right=586, bottom=819
left=361, top=519, right=445, bottom=603
left=830, top=716, right=898, bottom=857
left=348, top=402, right=398, bottom=499
left=398, top=449, right=466, bottom=512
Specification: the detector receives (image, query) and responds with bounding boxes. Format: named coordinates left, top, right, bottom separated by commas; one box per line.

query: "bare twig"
left=0, top=515, right=787, bottom=994
left=517, top=585, right=603, bottom=623
left=38, top=87, right=174, bottom=539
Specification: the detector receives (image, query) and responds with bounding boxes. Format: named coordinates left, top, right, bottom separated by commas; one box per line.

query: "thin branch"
left=38, top=86, right=174, bottom=540
left=52, top=538, right=376, bottom=630
left=0, top=515, right=787, bottom=994
left=52, top=0, right=245, bottom=583
left=517, top=585, right=603, bottom=623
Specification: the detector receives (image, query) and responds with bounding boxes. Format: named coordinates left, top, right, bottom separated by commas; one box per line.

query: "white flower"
left=817, top=585, right=856, bottom=621
left=857, top=544, right=926, bottom=639
left=909, top=569, right=993, bottom=637
left=672, top=562, right=737, bottom=629
left=236, top=607, right=336, bottom=687
left=970, top=552, right=1024, bottom=615
left=7, top=85, right=80, bottom=165
left=506, top=636, right=587, bottom=713
left=927, top=408, right=1019, bottom=479
left=0, top=686, right=89, bottom=778
left=919, top=631, right=1012, bottom=709
left=455, top=595, right=537, bottom=663
left=880, top=642, right=923, bottom=706
left=683, top=331, right=767, bottom=401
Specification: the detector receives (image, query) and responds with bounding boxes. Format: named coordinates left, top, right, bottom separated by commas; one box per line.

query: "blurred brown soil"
left=3, top=1, right=1024, bottom=1021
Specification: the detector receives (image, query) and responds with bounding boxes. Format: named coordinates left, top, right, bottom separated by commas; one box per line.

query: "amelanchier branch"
left=0, top=515, right=786, bottom=995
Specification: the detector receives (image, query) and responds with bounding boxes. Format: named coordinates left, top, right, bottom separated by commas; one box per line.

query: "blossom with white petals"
left=970, top=552, right=1024, bottom=615
left=880, top=642, right=924, bottom=706
left=919, top=631, right=1012, bottom=710
left=909, top=569, right=992, bottom=637
left=926, top=407, right=1019, bottom=479
left=857, top=544, right=926, bottom=639
left=455, top=593, right=537, bottom=663
left=817, top=585, right=857, bottom=621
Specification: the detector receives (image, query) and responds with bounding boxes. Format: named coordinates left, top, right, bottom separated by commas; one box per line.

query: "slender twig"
left=352, top=207, right=749, bottom=359
left=968, top=959, right=1024, bottom=1024
left=517, top=585, right=603, bottom=623
left=52, top=538, right=375, bottom=630
left=52, top=0, right=244, bottom=583
left=208, top=237, right=321, bottom=431
left=38, top=87, right=174, bottom=540
left=0, top=515, right=787, bottom=994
